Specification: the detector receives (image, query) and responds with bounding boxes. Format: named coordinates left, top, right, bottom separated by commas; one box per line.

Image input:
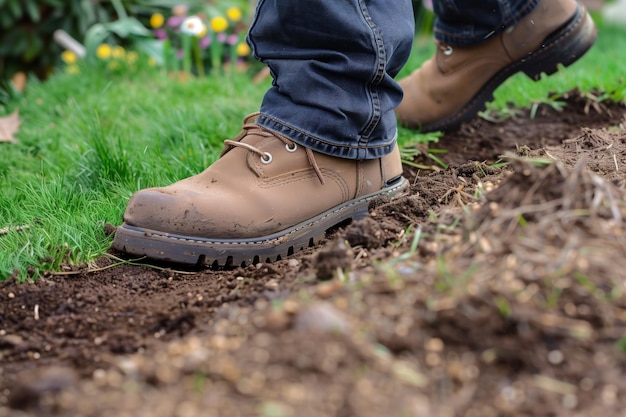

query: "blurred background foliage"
left=0, top=0, right=201, bottom=80
left=0, top=0, right=433, bottom=102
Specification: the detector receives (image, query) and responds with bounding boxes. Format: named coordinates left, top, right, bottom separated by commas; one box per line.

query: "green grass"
left=0, top=63, right=267, bottom=279
left=1, top=19, right=625, bottom=280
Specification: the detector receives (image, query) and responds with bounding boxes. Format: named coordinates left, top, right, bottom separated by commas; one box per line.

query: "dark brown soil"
left=1, top=93, right=626, bottom=417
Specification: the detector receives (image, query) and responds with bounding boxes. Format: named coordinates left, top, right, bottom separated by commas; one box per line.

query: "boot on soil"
left=112, top=114, right=409, bottom=267
left=396, top=0, right=598, bottom=132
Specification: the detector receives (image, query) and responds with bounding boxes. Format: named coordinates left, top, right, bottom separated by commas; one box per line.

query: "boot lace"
left=224, top=121, right=326, bottom=185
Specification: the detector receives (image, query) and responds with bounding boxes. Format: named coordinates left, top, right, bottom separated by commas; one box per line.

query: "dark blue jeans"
left=434, top=0, right=539, bottom=46
left=247, top=0, right=537, bottom=160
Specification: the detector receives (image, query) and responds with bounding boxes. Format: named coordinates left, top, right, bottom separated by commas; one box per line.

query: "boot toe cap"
left=123, top=188, right=217, bottom=237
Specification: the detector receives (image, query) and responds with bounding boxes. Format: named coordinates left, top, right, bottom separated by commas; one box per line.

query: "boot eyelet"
left=285, top=143, right=298, bottom=153
left=261, top=152, right=273, bottom=164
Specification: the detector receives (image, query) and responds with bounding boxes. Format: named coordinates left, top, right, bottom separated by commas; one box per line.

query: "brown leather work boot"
left=112, top=114, right=409, bottom=267
left=396, top=0, right=597, bottom=132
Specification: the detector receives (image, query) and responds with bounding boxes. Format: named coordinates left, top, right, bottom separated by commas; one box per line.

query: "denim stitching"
left=357, top=0, right=387, bottom=148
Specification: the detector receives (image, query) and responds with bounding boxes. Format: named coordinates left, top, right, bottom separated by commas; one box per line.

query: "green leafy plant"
left=58, top=2, right=255, bottom=79
left=83, top=7, right=155, bottom=63
left=0, top=0, right=191, bottom=102
left=0, top=0, right=118, bottom=82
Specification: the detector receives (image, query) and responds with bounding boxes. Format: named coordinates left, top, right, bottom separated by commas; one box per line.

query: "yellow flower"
left=226, top=7, right=242, bottom=22
left=96, top=44, right=112, bottom=60
left=66, top=65, right=80, bottom=74
left=126, top=51, right=139, bottom=64
left=61, top=50, right=78, bottom=65
left=112, top=46, right=126, bottom=59
left=148, top=57, right=157, bottom=67
left=107, top=60, right=120, bottom=71
left=236, top=42, right=251, bottom=57
left=150, top=13, right=165, bottom=29
left=210, top=16, right=228, bottom=33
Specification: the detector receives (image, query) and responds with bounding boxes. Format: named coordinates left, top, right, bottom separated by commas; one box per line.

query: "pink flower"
left=172, top=4, right=188, bottom=16
left=227, top=34, right=238, bottom=46
left=167, top=15, right=185, bottom=28
left=199, top=36, right=211, bottom=49
left=217, top=32, right=227, bottom=43
left=154, top=28, right=167, bottom=40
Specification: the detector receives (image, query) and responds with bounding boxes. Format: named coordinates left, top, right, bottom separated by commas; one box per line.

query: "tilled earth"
left=1, top=92, right=626, bottom=417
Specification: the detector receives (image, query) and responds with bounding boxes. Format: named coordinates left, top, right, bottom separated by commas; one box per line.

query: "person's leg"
left=112, top=0, right=415, bottom=266
left=396, top=0, right=597, bottom=132
left=249, top=0, right=414, bottom=160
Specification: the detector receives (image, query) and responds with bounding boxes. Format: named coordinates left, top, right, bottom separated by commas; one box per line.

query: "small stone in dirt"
left=315, top=280, right=344, bottom=298
left=8, top=366, right=77, bottom=410
left=548, top=350, right=565, bottom=365
left=0, top=334, right=24, bottom=348
left=263, top=308, right=291, bottom=331
left=293, top=301, right=351, bottom=334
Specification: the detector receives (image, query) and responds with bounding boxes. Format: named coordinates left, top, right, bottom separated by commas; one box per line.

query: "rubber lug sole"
left=421, top=4, right=597, bottom=133
left=112, top=176, right=410, bottom=268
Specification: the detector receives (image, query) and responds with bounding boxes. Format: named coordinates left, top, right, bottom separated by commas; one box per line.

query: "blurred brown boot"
left=396, top=0, right=597, bottom=132
left=112, top=114, right=408, bottom=267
